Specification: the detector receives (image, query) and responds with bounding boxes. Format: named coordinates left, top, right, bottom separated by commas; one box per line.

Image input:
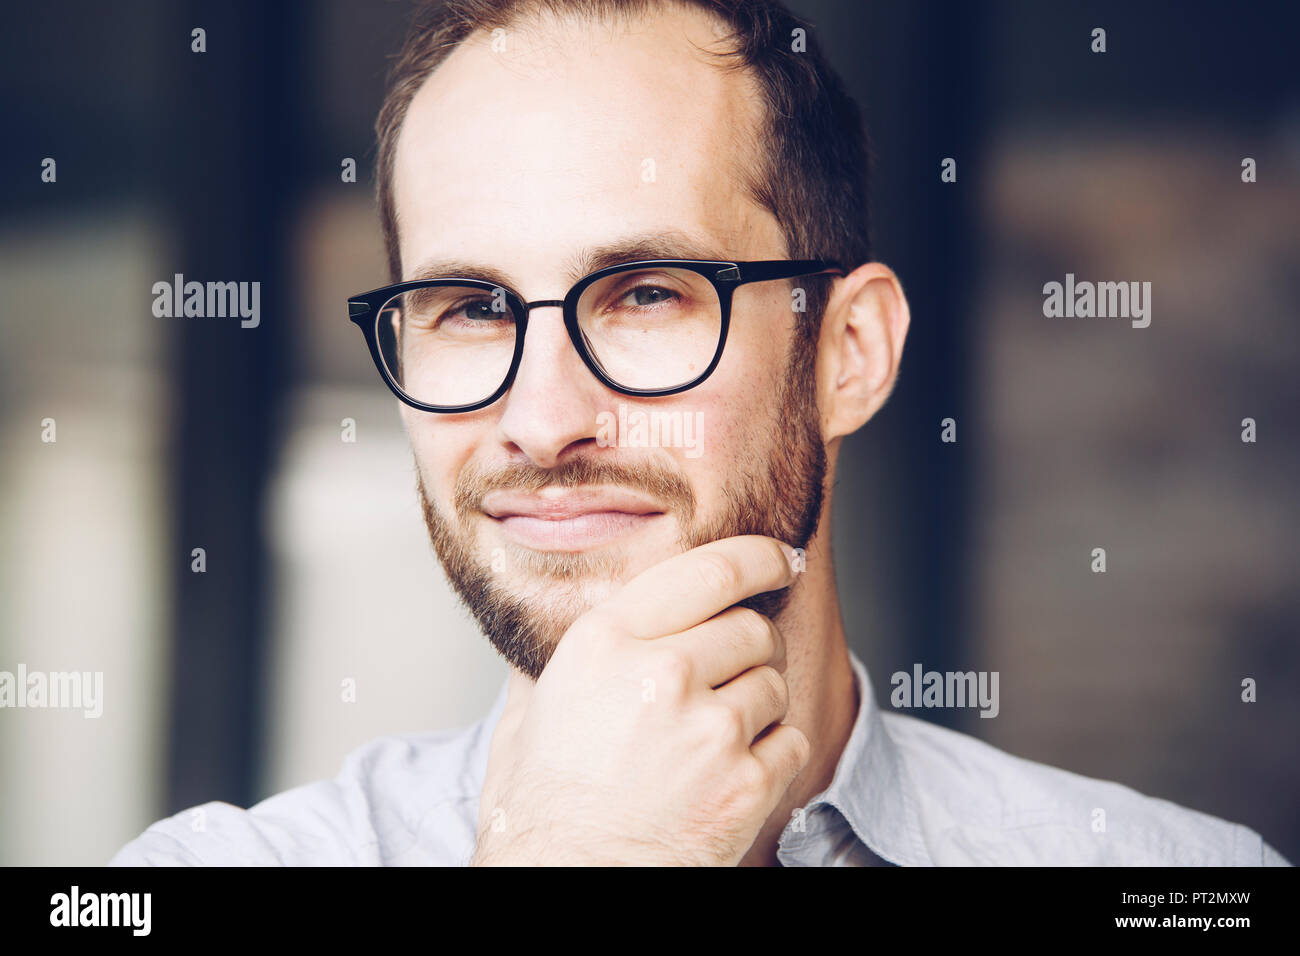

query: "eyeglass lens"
left=374, top=265, right=723, bottom=407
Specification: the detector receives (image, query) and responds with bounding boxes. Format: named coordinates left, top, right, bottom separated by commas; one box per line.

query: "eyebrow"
left=406, top=229, right=736, bottom=293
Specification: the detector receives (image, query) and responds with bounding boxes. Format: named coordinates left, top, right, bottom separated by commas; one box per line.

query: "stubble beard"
left=419, top=338, right=827, bottom=680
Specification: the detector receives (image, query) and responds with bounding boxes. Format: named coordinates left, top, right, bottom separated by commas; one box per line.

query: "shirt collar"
left=788, top=648, right=933, bottom=866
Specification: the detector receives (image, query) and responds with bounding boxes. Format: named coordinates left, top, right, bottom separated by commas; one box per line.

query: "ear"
left=817, top=262, right=910, bottom=441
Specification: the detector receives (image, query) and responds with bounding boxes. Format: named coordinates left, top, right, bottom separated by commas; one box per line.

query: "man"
left=111, top=0, right=1288, bottom=866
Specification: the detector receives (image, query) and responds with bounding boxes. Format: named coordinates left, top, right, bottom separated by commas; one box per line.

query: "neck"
left=737, top=525, right=857, bottom=867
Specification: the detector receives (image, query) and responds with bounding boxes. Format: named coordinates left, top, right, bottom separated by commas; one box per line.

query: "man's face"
left=392, top=8, right=827, bottom=679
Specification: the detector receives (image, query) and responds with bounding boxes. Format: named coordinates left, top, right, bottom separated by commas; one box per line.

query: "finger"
left=713, top=665, right=789, bottom=742
left=749, top=723, right=811, bottom=798
left=658, top=606, right=785, bottom=688
left=600, top=535, right=797, bottom=639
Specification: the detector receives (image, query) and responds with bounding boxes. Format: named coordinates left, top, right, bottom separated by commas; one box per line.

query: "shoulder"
left=108, top=719, right=491, bottom=867
left=879, top=711, right=1289, bottom=866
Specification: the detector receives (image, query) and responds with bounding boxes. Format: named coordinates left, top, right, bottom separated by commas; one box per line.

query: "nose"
left=494, top=305, right=606, bottom=469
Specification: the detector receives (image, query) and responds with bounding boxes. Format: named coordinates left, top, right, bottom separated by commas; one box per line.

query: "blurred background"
left=1, top=0, right=1296, bottom=865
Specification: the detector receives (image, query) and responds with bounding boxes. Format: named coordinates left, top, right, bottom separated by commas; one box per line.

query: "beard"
left=418, top=337, right=827, bottom=680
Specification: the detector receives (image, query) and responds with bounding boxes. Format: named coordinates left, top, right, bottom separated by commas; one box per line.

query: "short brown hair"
left=375, top=0, right=872, bottom=341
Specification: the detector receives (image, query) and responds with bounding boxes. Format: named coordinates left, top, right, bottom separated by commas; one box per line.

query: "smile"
left=481, top=487, right=667, bottom=551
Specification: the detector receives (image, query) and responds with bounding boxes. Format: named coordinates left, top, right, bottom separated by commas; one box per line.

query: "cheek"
left=685, top=301, right=791, bottom=464
left=668, top=371, right=779, bottom=507
left=720, top=284, right=795, bottom=383
left=401, top=409, right=482, bottom=501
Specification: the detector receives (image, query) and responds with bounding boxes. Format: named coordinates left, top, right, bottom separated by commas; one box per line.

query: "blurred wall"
left=1, top=0, right=1296, bottom=865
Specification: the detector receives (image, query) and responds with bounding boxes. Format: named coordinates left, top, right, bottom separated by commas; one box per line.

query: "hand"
left=470, top=534, right=810, bottom=866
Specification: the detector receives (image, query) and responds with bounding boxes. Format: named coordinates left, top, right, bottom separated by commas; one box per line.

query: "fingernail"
left=779, top=542, right=799, bottom=580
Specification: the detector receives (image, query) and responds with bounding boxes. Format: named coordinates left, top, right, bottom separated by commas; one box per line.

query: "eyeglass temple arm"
left=731, top=260, right=846, bottom=284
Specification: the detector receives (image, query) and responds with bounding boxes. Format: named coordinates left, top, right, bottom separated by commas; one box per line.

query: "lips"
left=482, top=487, right=662, bottom=520
left=480, top=487, right=666, bottom=550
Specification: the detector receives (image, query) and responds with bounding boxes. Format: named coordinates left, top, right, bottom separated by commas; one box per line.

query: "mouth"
left=480, top=487, right=667, bottom=551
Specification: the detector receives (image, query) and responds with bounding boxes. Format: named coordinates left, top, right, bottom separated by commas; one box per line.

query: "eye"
left=616, top=284, right=681, bottom=309
left=428, top=295, right=515, bottom=331
left=448, top=297, right=499, bottom=321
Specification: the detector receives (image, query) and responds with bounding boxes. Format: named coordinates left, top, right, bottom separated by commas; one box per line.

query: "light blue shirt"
left=109, top=649, right=1290, bottom=866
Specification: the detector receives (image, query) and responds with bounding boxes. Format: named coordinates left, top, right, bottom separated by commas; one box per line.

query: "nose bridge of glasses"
left=523, top=298, right=566, bottom=312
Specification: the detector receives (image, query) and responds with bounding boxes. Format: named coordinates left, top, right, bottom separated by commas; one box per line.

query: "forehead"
left=391, top=5, right=783, bottom=287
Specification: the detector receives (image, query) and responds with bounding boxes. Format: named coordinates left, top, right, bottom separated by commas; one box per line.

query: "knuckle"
left=732, top=755, right=770, bottom=795
left=695, top=551, right=741, bottom=596
left=758, top=615, right=781, bottom=658
left=652, top=646, right=694, bottom=689
left=790, top=727, right=813, bottom=766
left=709, top=703, right=747, bottom=747
left=758, top=666, right=789, bottom=712
left=731, top=607, right=769, bottom=644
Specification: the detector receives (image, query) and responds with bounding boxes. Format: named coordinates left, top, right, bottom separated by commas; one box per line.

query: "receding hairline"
left=386, top=1, right=781, bottom=270
left=430, top=0, right=745, bottom=64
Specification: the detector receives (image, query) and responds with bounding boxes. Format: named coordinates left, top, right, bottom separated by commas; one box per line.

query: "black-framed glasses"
left=347, top=258, right=844, bottom=413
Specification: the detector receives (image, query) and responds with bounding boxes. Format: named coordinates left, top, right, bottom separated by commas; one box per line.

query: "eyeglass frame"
left=348, top=258, right=845, bottom=414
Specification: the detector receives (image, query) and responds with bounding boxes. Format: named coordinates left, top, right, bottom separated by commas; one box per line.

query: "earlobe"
left=820, top=263, right=910, bottom=440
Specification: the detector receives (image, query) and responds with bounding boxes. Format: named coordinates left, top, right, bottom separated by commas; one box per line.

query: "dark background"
left=1, top=0, right=1296, bottom=864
